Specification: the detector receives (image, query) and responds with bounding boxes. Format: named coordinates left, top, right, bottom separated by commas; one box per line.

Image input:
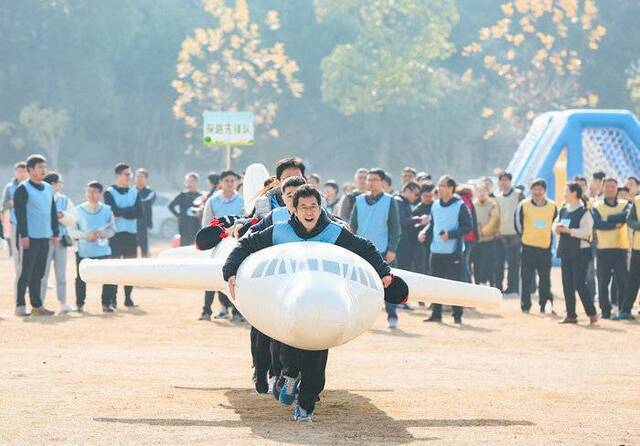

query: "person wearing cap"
left=515, top=178, right=558, bottom=314
left=223, top=185, right=393, bottom=422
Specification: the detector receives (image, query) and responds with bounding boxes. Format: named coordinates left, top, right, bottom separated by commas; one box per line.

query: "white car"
left=149, top=192, right=179, bottom=239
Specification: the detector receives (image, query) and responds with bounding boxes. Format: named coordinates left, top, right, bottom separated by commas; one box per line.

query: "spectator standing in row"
left=72, top=181, right=115, bottom=312
left=415, top=183, right=435, bottom=275
left=472, top=184, right=500, bottom=286
left=323, top=180, right=340, bottom=215
left=40, top=172, right=75, bottom=312
left=13, top=155, right=58, bottom=316
left=2, top=161, right=28, bottom=280
left=495, top=172, right=524, bottom=295
left=515, top=179, right=557, bottom=314
left=617, top=193, right=640, bottom=319
left=395, top=181, right=428, bottom=272
left=338, top=168, right=368, bottom=221
left=104, top=163, right=142, bottom=309
left=168, top=172, right=201, bottom=246
left=350, top=168, right=401, bottom=328
left=135, top=168, right=156, bottom=258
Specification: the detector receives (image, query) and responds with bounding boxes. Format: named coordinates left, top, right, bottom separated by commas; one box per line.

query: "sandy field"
left=1, top=242, right=639, bottom=445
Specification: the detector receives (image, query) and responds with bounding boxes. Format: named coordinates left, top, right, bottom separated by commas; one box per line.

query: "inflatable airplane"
left=80, top=164, right=502, bottom=350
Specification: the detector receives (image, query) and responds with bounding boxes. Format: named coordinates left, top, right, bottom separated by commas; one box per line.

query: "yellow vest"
left=522, top=198, right=556, bottom=249
left=633, top=196, right=640, bottom=251
left=594, top=199, right=630, bottom=250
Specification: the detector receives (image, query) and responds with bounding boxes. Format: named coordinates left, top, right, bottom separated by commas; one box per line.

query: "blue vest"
left=271, top=206, right=290, bottom=224
left=55, top=194, right=69, bottom=237
left=209, top=191, right=245, bottom=217
left=355, top=193, right=392, bottom=253
left=24, top=181, right=54, bottom=239
left=272, top=221, right=342, bottom=245
left=76, top=203, right=113, bottom=258
left=6, top=180, right=19, bottom=225
left=430, top=199, right=465, bottom=255
left=107, top=186, right=138, bottom=234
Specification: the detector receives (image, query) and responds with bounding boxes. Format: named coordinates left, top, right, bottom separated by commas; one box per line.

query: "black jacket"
left=223, top=211, right=390, bottom=280
left=104, top=186, right=143, bottom=220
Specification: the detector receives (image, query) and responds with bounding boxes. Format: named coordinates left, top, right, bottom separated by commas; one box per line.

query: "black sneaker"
left=77, top=305, right=84, bottom=313
left=124, top=299, right=138, bottom=308
left=453, top=317, right=462, bottom=324
left=103, top=305, right=114, bottom=313
left=423, top=315, right=442, bottom=323
left=253, top=368, right=269, bottom=394
left=199, top=313, right=212, bottom=321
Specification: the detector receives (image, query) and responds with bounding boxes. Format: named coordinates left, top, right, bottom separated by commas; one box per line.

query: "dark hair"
left=402, top=181, right=420, bottom=192
left=220, top=170, right=239, bottom=180
left=603, top=177, right=618, bottom=185
left=627, top=176, right=640, bottom=186
left=368, top=168, right=386, bottom=181
left=383, top=173, right=393, bottom=186
left=592, top=171, right=606, bottom=181
left=402, top=167, right=417, bottom=175
left=438, top=175, right=457, bottom=190
left=530, top=178, right=547, bottom=190
left=114, top=163, right=130, bottom=175
left=26, top=154, right=46, bottom=170
left=135, top=168, right=149, bottom=178
left=293, top=185, right=321, bottom=208
left=573, top=175, right=587, bottom=184
left=324, top=180, right=339, bottom=192
left=566, top=181, right=588, bottom=207
left=618, top=186, right=630, bottom=193
left=208, top=172, right=220, bottom=186
left=14, top=161, right=27, bottom=170
left=420, top=183, right=435, bottom=194
left=276, top=157, right=306, bottom=179
left=87, top=181, right=104, bottom=193
left=498, top=171, right=512, bottom=181
left=43, top=172, right=60, bottom=184
left=281, top=175, right=307, bottom=193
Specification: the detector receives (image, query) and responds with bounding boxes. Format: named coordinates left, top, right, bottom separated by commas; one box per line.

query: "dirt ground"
left=1, top=242, right=639, bottom=446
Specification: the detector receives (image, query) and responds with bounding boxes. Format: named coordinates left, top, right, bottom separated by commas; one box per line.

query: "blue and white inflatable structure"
left=507, top=109, right=640, bottom=199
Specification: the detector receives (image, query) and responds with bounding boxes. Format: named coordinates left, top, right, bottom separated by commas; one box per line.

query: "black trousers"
left=520, top=245, right=552, bottom=312
left=623, top=250, right=640, bottom=313
left=472, top=240, right=497, bottom=286
left=496, top=235, right=520, bottom=293
left=396, top=240, right=419, bottom=272
left=596, top=249, right=628, bottom=316
left=430, top=253, right=463, bottom=319
left=560, top=249, right=596, bottom=318
left=250, top=326, right=273, bottom=378
left=279, top=343, right=328, bottom=413
left=104, top=232, right=138, bottom=305
left=178, top=218, right=199, bottom=246
left=16, top=238, right=50, bottom=308
left=138, top=226, right=149, bottom=258
left=202, top=291, right=239, bottom=315
left=75, top=253, right=111, bottom=307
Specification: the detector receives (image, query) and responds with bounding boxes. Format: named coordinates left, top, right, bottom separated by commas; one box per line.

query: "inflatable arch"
left=507, top=109, right=640, bottom=201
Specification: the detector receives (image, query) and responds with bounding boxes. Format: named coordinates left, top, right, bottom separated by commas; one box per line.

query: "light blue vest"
left=430, top=199, right=465, bottom=255
left=24, top=181, right=54, bottom=239
left=55, top=194, right=69, bottom=237
left=107, top=186, right=138, bottom=234
left=76, top=203, right=113, bottom=258
left=210, top=191, right=245, bottom=217
left=355, top=193, right=392, bottom=253
left=272, top=221, right=342, bottom=245
left=271, top=206, right=290, bottom=224
left=6, top=180, right=19, bottom=225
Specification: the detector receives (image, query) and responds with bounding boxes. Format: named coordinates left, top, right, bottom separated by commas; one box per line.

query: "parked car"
left=149, top=192, right=179, bottom=239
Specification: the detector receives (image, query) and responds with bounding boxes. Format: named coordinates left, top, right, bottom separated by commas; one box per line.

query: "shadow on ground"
left=94, top=387, right=534, bottom=444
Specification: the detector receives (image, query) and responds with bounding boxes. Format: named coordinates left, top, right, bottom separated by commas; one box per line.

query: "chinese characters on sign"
left=202, top=111, right=255, bottom=146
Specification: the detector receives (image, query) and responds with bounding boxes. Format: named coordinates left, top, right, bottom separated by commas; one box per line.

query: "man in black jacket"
left=135, top=168, right=156, bottom=258
left=223, top=185, right=392, bottom=422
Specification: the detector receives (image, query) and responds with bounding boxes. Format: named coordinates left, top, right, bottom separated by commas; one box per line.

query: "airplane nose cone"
left=284, top=282, right=350, bottom=350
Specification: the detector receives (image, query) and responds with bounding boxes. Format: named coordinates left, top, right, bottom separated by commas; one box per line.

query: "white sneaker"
left=14, top=306, right=30, bottom=317
left=59, top=303, right=75, bottom=314
left=388, top=317, right=398, bottom=329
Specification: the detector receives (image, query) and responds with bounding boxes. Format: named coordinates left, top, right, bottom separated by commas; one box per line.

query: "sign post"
left=202, top=111, right=255, bottom=169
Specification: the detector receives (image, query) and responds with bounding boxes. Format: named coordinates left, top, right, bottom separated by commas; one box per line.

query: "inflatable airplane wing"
left=80, top=164, right=502, bottom=350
